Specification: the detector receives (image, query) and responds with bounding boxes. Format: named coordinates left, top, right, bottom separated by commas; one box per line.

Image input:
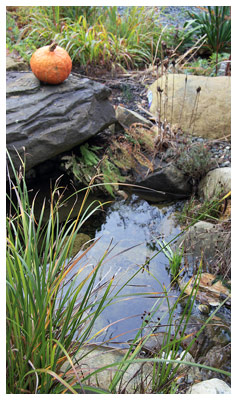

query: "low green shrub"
left=175, top=142, right=215, bottom=184
left=181, top=52, right=230, bottom=76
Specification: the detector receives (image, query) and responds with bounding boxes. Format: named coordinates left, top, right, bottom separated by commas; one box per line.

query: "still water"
left=68, top=194, right=183, bottom=346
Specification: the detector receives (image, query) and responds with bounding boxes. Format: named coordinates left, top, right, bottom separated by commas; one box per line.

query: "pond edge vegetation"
left=6, top=152, right=230, bottom=394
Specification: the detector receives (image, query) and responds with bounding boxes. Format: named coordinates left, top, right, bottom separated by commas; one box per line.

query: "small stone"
left=198, top=304, right=210, bottom=314
left=221, top=161, right=230, bottom=167
left=187, top=378, right=231, bottom=394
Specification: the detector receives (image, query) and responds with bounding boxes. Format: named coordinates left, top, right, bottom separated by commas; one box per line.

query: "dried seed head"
left=166, top=49, right=174, bottom=56
left=196, top=86, right=201, bottom=93
left=163, top=59, right=169, bottom=69
left=157, top=86, right=163, bottom=93
left=161, top=41, right=167, bottom=49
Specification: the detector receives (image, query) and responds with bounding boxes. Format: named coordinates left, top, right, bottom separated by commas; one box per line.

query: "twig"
left=171, top=60, right=176, bottom=126
left=189, top=86, right=201, bottom=134
left=176, top=34, right=207, bottom=67
left=178, top=74, right=188, bottom=126
left=153, top=24, right=168, bottom=67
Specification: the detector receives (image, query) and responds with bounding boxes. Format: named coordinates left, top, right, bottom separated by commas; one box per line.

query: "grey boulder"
left=127, top=164, right=193, bottom=202
left=6, top=71, right=116, bottom=173
left=198, top=167, right=231, bottom=200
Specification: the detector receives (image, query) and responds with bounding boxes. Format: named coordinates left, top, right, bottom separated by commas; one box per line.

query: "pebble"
left=191, top=137, right=231, bottom=168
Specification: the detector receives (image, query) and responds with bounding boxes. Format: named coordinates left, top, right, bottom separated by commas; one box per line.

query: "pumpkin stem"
left=49, top=42, right=57, bottom=52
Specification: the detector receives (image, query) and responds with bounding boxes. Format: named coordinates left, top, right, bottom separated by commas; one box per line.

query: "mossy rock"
left=64, top=233, right=91, bottom=258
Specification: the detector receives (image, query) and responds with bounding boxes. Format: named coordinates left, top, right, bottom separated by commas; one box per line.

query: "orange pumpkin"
left=30, top=42, right=72, bottom=84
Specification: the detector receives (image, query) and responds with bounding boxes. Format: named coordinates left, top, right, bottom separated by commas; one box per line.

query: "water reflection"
left=72, top=195, right=182, bottom=345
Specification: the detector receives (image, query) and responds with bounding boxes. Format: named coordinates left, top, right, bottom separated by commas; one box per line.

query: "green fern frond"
left=80, top=143, right=100, bottom=166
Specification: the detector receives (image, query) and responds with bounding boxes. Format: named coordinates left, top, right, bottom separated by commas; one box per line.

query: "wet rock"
left=148, top=74, right=231, bottom=140
left=6, top=71, right=116, bottom=174
left=128, top=164, right=193, bottom=202
left=175, top=315, right=230, bottom=359
left=198, top=167, right=231, bottom=201
left=186, top=378, right=231, bottom=394
left=61, top=344, right=154, bottom=394
left=63, top=233, right=91, bottom=258
left=198, top=344, right=231, bottom=385
left=175, top=221, right=225, bottom=263
left=130, top=331, right=174, bottom=356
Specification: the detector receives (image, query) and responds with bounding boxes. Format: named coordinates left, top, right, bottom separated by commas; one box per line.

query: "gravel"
left=117, top=6, right=203, bottom=27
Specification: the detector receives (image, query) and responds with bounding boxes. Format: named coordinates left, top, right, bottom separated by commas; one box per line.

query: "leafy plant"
left=186, top=6, right=231, bottom=74
left=156, top=239, right=184, bottom=278
left=182, top=57, right=211, bottom=76
left=182, top=52, right=230, bottom=76
left=61, top=125, right=158, bottom=196
left=163, top=20, right=199, bottom=54
left=61, top=144, right=126, bottom=197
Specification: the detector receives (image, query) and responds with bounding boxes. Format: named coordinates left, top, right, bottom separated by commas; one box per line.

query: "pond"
left=26, top=177, right=230, bottom=354
left=65, top=193, right=184, bottom=346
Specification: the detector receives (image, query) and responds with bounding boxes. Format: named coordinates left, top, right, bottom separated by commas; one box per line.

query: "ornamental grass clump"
left=6, top=151, right=114, bottom=394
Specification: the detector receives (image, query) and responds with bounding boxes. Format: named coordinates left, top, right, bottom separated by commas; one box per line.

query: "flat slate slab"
left=6, top=71, right=116, bottom=173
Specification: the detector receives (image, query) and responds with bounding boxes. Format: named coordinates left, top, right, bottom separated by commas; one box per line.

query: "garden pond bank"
left=26, top=173, right=231, bottom=390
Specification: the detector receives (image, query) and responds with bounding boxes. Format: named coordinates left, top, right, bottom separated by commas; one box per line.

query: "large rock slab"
left=148, top=74, right=231, bottom=139
left=6, top=71, right=116, bottom=173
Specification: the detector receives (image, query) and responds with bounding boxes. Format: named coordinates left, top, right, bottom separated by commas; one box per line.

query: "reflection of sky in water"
left=69, top=195, right=182, bottom=345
